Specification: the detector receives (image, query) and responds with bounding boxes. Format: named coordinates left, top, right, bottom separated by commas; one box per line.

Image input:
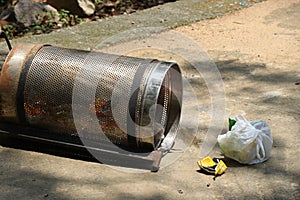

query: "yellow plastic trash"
left=215, top=160, right=227, bottom=175
left=197, top=156, right=227, bottom=175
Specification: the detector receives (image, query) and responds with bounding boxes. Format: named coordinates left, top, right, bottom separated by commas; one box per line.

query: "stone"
left=14, top=0, right=59, bottom=27
left=46, top=0, right=95, bottom=17
left=0, top=7, right=15, bottom=22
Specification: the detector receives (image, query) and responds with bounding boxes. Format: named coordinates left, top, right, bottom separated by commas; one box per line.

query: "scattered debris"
left=46, top=0, right=95, bottom=17
left=228, top=118, right=236, bottom=131
left=218, top=115, right=273, bottom=164
left=239, top=1, right=247, bottom=6
left=94, top=0, right=176, bottom=18
left=177, top=189, right=184, bottom=194
left=197, top=156, right=227, bottom=176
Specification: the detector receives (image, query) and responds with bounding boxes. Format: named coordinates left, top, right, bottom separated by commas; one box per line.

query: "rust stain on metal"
left=27, top=44, right=47, bottom=60
left=0, top=48, right=15, bottom=92
left=0, top=44, right=47, bottom=92
left=0, top=43, right=47, bottom=121
left=0, top=94, right=3, bottom=116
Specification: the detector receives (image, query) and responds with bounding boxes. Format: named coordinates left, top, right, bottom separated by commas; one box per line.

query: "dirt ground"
left=0, top=0, right=299, bottom=199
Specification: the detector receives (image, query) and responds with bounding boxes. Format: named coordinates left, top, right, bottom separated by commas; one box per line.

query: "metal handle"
left=0, top=30, right=12, bottom=51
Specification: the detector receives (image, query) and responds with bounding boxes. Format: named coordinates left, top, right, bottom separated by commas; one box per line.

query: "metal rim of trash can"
left=0, top=43, right=182, bottom=152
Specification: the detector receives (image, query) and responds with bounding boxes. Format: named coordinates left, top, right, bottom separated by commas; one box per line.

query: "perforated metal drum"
left=0, top=43, right=182, bottom=158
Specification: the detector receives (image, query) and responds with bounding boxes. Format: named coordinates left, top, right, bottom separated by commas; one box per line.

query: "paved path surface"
left=0, top=0, right=299, bottom=199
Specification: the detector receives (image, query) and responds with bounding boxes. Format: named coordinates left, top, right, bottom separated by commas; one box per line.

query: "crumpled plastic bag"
left=217, top=115, right=273, bottom=164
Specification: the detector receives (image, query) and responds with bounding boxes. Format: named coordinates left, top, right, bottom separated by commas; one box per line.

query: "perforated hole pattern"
left=23, top=46, right=176, bottom=150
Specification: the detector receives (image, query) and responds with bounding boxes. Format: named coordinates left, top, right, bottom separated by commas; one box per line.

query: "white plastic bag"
left=217, top=115, right=273, bottom=164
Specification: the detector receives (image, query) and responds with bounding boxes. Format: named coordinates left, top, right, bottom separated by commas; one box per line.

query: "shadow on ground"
left=0, top=58, right=299, bottom=199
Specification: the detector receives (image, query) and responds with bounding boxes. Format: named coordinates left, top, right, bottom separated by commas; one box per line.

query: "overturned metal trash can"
left=0, top=43, right=182, bottom=171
